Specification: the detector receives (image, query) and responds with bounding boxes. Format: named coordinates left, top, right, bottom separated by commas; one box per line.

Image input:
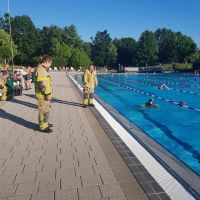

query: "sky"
left=0, top=0, right=200, bottom=46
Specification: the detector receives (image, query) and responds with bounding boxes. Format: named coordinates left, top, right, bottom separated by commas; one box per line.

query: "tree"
left=38, top=25, right=65, bottom=55
left=51, top=41, right=72, bottom=67
left=114, top=37, right=137, bottom=66
left=107, top=42, right=117, bottom=66
left=3, top=13, right=12, bottom=33
left=70, top=48, right=91, bottom=70
left=10, top=15, right=39, bottom=65
left=176, top=33, right=196, bottom=63
left=91, top=30, right=117, bottom=66
left=0, top=16, right=4, bottom=29
left=155, top=28, right=178, bottom=63
left=137, top=30, right=158, bottom=66
left=51, top=41, right=72, bottom=59
left=190, top=50, right=200, bottom=70
left=82, top=42, right=92, bottom=57
left=63, top=25, right=83, bottom=48
left=0, top=29, right=17, bottom=63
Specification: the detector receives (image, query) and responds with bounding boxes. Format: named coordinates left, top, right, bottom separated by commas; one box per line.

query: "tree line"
left=0, top=13, right=199, bottom=70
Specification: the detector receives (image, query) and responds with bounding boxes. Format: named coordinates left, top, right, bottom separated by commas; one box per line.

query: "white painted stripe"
left=69, top=74, right=194, bottom=200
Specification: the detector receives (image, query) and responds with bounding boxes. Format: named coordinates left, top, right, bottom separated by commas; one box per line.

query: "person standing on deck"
left=35, top=56, right=53, bottom=133
left=83, top=65, right=98, bottom=107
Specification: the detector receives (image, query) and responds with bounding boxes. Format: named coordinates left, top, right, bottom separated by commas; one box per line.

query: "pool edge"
left=68, top=73, right=199, bottom=200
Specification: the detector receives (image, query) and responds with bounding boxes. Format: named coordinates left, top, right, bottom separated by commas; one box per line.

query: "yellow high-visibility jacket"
left=35, top=65, right=53, bottom=100
left=0, top=77, right=7, bottom=100
left=83, top=69, right=98, bottom=93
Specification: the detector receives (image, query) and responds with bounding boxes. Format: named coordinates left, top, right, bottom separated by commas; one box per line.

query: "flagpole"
left=7, top=0, right=14, bottom=74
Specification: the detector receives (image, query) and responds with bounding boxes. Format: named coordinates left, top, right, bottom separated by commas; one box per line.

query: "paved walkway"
left=0, top=72, right=149, bottom=200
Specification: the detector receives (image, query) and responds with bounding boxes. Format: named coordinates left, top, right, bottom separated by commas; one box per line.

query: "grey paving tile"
left=38, top=179, right=60, bottom=194
left=61, top=176, right=82, bottom=189
left=78, top=186, right=102, bottom=200
left=158, top=193, right=171, bottom=200
left=3, top=165, right=24, bottom=176
left=0, top=72, right=165, bottom=200
left=109, top=196, right=126, bottom=200
left=55, top=188, right=78, bottom=200
left=36, top=171, right=56, bottom=183
left=114, top=170, right=136, bottom=183
left=100, top=173, right=117, bottom=184
left=23, top=164, right=43, bottom=173
left=139, top=182, right=155, bottom=194
left=7, top=195, right=31, bottom=200
left=93, top=164, right=113, bottom=174
left=81, top=174, right=102, bottom=187
left=0, top=160, right=5, bottom=167
left=15, top=173, right=36, bottom=184
left=15, top=182, right=39, bottom=195
left=134, top=172, right=155, bottom=183
left=125, top=194, right=149, bottom=200
left=56, top=168, right=76, bottom=179
left=0, top=184, right=17, bottom=198
left=75, top=165, right=94, bottom=176
left=0, top=175, right=15, bottom=186
left=31, top=192, right=54, bottom=200
left=119, top=182, right=144, bottom=196
left=100, top=184, right=124, bottom=198
left=147, top=194, right=161, bottom=200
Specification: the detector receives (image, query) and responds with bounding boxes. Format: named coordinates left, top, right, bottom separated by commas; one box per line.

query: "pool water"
left=77, top=73, right=200, bottom=175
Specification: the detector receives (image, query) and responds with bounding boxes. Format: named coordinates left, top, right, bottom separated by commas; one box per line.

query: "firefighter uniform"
left=83, top=69, right=98, bottom=105
left=0, top=76, right=8, bottom=101
left=35, top=65, right=53, bottom=131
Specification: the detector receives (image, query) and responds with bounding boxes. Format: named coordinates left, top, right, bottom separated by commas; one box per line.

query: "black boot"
left=39, top=127, right=53, bottom=133
left=48, top=123, right=53, bottom=128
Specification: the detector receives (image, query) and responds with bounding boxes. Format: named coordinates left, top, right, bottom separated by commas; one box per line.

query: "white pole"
left=7, top=0, right=14, bottom=73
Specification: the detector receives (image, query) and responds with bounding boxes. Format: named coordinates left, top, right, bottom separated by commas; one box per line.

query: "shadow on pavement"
left=0, top=108, right=38, bottom=131
left=24, top=94, right=85, bottom=108
left=11, top=98, right=37, bottom=109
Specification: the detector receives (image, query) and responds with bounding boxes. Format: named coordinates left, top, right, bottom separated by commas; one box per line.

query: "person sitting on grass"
left=140, top=98, right=160, bottom=108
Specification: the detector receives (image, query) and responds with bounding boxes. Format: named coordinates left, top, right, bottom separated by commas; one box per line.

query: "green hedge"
left=159, top=63, right=193, bottom=72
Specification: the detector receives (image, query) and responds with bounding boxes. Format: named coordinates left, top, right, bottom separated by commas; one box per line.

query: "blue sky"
left=0, top=0, right=200, bottom=46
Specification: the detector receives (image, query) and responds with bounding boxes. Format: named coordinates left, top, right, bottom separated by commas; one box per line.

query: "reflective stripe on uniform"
left=89, top=98, right=93, bottom=104
left=44, top=89, right=51, bottom=95
left=36, top=93, right=45, bottom=99
left=83, top=98, right=89, bottom=105
left=36, top=77, right=50, bottom=81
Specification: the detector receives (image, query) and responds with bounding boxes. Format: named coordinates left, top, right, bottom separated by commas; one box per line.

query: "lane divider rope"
left=109, top=75, right=200, bottom=96
left=98, top=76, right=200, bottom=113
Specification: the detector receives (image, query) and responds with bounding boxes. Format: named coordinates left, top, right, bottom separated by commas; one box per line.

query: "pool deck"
left=0, top=72, right=170, bottom=200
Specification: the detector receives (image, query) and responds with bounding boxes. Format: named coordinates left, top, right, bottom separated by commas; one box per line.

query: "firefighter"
left=35, top=56, right=53, bottom=133
left=0, top=71, right=9, bottom=101
left=83, top=65, right=98, bottom=107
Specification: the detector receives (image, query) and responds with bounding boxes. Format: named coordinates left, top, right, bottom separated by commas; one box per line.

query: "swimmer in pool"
left=179, top=101, right=187, bottom=106
left=140, top=98, right=160, bottom=108
left=158, top=83, right=170, bottom=90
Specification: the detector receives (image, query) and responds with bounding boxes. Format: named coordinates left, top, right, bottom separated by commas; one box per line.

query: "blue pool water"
left=76, top=73, right=200, bottom=175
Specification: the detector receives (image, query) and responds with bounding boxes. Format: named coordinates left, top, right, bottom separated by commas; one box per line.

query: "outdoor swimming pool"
left=75, top=73, right=200, bottom=176
left=95, top=73, right=200, bottom=176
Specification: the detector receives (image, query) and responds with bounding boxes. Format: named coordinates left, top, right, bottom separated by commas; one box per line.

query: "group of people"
left=0, top=66, right=33, bottom=101
left=0, top=56, right=98, bottom=134
left=34, top=56, right=98, bottom=133
left=1, top=56, right=189, bottom=132
left=140, top=82, right=187, bottom=109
